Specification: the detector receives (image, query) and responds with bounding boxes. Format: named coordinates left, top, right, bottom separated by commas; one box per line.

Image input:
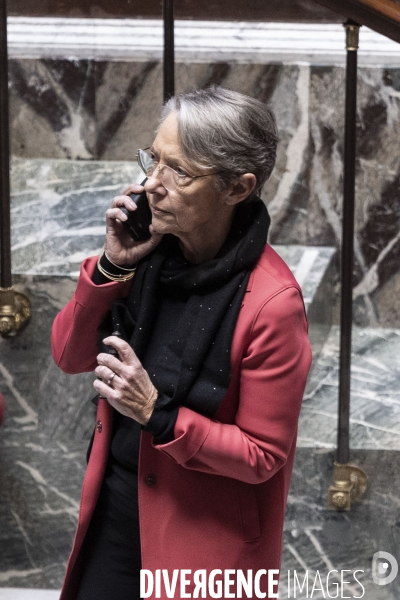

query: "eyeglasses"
left=137, top=148, right=223, bottom=193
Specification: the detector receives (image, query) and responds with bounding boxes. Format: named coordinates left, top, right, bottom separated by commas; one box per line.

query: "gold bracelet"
left=97, top=263, right=135, bottom=282
left=103, top=251, right=137, bottom=272
left=97, top=257, right=136, bottom=282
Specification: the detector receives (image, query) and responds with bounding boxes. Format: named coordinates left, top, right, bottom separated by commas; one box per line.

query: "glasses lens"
left=137, top=152, right=190, bottom=192
left=137, top=149, right=155, bottom=175
left=159, top=166, right=179, bottom=192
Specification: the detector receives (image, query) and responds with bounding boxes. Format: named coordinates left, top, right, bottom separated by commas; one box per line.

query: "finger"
left=121, top=183, right=145, bottom=196
left=96, top=352, right=126, bottom=375
left=93, top=379, right=138, bottom=421
left=94, top=365, right=120, bottom=384
left=105, top=208, right=131, bottom=225
left=112, top=194, right=137, bottom=207
left=93, top=378, right=118, bottom=401
left=110, top=195, right=137, bottom=210
left=102, top=336, right=139, bottom=364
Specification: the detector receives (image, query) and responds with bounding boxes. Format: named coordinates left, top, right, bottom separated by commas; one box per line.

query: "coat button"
left=96, top=420, right=102, bottom=433
left=145, top=473, right=157, bottom=487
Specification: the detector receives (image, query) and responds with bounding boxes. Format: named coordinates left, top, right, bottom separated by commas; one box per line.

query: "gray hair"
left=160, top=86, right=278, bottom=192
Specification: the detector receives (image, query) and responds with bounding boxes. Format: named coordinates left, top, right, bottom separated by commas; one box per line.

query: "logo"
left=372, top=551, right=398, bottom=586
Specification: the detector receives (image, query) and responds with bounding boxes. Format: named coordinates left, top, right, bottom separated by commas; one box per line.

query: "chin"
left=151, top=218, right=173, bottom=235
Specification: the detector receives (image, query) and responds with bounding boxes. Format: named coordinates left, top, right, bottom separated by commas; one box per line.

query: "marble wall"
left=0, top=275, right=94, bottom=589
left=8, top=57, right=400, bottom=327
left=283, top=448, right=400, bottom=600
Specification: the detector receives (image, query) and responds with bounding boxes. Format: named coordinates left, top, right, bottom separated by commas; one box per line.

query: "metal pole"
left=163, top=0, right=175, bottom=102
left=0, top=0, right=31, bottom=337
left=0, top=0, right=11, bottom=289
left=328, top=20, right=367, bottom=512
left=337, top=20, right=360, bottom=465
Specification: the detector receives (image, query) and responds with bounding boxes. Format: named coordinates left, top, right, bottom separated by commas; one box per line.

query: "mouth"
left=150, top=204, right=171, bottom=215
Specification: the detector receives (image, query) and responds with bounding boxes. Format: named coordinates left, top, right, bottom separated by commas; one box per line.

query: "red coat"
left=52, top=245, right=312, bottom=600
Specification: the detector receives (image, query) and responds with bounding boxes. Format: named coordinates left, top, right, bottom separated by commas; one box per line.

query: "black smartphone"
left=120, top=178, right=152, bottom=241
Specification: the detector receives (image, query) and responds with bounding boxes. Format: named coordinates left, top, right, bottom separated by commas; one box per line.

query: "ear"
left=223, top=173, right=257, bottom=206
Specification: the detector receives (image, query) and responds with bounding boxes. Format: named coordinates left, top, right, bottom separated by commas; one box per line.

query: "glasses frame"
left=137, top=148, right=225, bottom=192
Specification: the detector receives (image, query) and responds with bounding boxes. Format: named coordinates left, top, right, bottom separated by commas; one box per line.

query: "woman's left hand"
left=93, top=336, right=158, bottom=426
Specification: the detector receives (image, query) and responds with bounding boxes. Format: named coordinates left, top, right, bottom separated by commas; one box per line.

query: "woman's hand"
left=104, top=183, right=163, bottom=266
left=93, top=336, right=158, bottom=426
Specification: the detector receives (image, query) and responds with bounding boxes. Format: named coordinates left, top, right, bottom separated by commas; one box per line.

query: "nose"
left=144, top=166, right=166, bottom=195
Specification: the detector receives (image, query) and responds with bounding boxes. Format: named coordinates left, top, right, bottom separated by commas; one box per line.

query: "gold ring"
left=106, top=372, right=116, bottom=386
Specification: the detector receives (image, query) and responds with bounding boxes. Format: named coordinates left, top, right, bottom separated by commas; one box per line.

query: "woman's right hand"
left=104, top=183, right=163, bottom=266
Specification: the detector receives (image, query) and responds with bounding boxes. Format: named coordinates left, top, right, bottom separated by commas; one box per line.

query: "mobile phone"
left=120, top=178, right=152, bottom=241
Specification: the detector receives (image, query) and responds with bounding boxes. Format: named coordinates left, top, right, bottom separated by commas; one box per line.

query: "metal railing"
left=163, top=0, right=175, bottom=102
left=0, top=0, right=30, bottom=337
left=328, top=21, right=368, bottom=510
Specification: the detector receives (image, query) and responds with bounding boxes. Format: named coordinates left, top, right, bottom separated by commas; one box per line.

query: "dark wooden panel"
left=314, top=0, right=400, bottom=42
left=7, top=0, right=343, bottom=22
left=361, top=0, right=400, bottom=20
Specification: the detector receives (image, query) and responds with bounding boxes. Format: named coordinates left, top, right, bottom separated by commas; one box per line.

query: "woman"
left=52, top=86, right=312, bottom=600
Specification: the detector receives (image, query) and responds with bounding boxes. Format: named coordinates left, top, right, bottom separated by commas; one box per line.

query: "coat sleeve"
left=154, top=286, right=312, bottom=484
left=51, top=256, right=133, bottom=374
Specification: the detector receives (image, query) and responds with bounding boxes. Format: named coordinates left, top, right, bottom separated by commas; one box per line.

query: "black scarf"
left=107, top=196, right=270, bottom=418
